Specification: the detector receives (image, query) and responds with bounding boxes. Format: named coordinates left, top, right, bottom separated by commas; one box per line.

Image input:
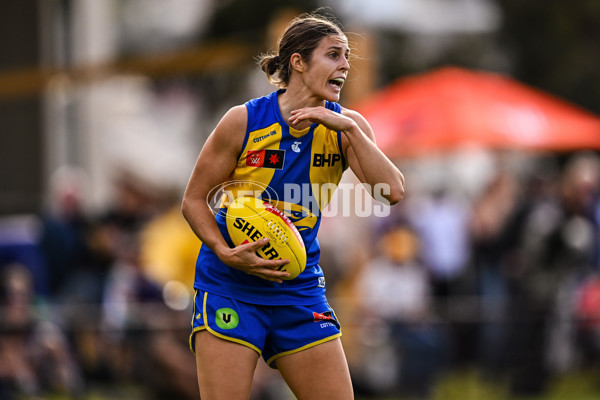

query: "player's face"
left=303, top=34, right=350, bottom=102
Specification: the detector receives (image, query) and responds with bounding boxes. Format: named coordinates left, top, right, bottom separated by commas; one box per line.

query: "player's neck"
left=278, top=86, right=324, bottom=128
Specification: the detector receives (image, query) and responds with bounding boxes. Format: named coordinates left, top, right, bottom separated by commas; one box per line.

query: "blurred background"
left=1, top=0, right=600, bottom=399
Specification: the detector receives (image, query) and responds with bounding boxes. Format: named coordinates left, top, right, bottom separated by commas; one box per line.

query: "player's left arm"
left=289, top=105, right=405, bottom=204
left=339, top=107, right=404, bottom=204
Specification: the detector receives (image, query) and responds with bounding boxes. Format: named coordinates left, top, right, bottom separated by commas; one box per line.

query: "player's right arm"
left=182, top=105, right=290, bottom=283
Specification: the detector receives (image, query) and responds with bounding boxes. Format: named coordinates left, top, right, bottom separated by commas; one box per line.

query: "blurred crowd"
left=1, top=151, right=600, bottom=399
left=330, top=150, right=600, bottom=399
left=0, top=168, right=200, bottom=399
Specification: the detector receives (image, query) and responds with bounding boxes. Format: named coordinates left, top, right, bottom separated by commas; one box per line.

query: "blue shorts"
left=189, top=290, right=342, bottom=368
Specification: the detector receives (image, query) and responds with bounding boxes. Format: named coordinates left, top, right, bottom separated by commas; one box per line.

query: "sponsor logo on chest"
left=312, top=153, right=342, bottom=167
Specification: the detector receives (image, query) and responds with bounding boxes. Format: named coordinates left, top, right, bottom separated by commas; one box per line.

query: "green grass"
left=19, top=368, right=600, bottom=400
left=433, top=369, right=507, bottom=400
left=357, top=368, right=600, bottom=400
left=543, top=370, right=600, bottom=400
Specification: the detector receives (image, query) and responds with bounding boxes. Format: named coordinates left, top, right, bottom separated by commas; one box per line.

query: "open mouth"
left=329, top=78, right=345, bottom=89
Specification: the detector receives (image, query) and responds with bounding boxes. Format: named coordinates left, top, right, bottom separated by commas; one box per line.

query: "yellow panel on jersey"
left=289, top=125, right=311, bottom=139
left=310, top=125, right=346, bottom=212
left=222, top=123, right=282, bottom=205
left=194, top=90, right=345, bottom=306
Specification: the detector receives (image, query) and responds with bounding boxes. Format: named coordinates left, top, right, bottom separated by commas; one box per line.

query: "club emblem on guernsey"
left=291, top=141, right=301, bottom=153
left=215, top=308, right=239, bottom=329
left=245, top=149, right=285, bottom=169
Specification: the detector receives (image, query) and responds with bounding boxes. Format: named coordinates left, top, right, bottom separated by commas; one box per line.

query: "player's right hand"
left=219, top=238, right=290, bottom=283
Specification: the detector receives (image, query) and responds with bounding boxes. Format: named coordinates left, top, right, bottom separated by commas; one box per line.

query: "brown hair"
left=259, top=12, right=345, bottom=88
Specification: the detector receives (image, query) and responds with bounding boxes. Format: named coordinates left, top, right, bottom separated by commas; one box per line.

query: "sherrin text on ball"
left=225, top=197, right=306, bottom=279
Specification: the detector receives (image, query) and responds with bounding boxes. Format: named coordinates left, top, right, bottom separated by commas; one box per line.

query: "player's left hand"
left=289, top=106, right=356, bottom=132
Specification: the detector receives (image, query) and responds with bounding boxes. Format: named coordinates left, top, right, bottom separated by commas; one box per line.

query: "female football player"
left=182, top=11, right=404, bottom=400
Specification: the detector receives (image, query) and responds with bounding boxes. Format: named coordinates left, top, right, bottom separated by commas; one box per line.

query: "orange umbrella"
left=354, top=67, right=600, bottom=158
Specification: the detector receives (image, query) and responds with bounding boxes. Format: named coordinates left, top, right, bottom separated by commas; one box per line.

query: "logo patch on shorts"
left=216, top=308, right=239, bottom=329
left=313, top=311, right=336, bottom=323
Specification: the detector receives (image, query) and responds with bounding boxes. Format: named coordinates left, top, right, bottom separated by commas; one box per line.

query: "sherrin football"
left=225, top=197, right=306, bottom=280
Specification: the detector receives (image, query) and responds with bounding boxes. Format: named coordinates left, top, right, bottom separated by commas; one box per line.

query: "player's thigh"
left=195, top=330, right=260, bottom=400
left=276, top=338, right=353, bottom=400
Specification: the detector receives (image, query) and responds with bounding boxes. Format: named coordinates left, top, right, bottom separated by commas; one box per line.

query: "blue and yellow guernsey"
left=194, top=90, right=348, bottom=305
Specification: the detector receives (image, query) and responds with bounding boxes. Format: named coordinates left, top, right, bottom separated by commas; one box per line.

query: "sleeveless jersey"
left=193, top=90, right=347, bottom=305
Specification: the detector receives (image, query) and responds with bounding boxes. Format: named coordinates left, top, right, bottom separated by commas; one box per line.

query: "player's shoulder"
left=224, top=89, right=278, bottom=125
left=222, top=104, right=247, bottom=122
left=340, top=106, right=366, bottom=123
left=245, top=91, right=281, bottom=130
left=246, top=90, right=275, bottom=105
left=245, top=90, right=279, bottom=114
left=221, top=90, right=277, bottom=126
left=340, top=106, right=372, bottom=134
left=214, top=104, right=247, bottom=134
